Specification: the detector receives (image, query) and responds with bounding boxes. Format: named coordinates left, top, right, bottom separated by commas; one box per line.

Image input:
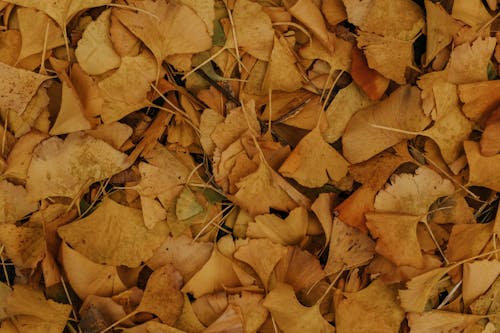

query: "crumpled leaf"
left=232, top=161, right=298, bottom=216
left=137, top=264, right=184, bottom=325
left=225, top=0, right=274, bottom=61
left=60, top=242, right=127, bottom=300
left=464, top=141, right=500, bottom=192
left=246, top=206, right=308, bottom=245
left=357, top=31, right=416, bottom=84
left=0, top=62, right=50, bottom=116
left=75, top=9, right=121, bottom=75
left=343, top=0, right=424, bottom=40
left=97, top=51, right=157, bottom=123
left=374, top=166, right=455, bottom=216
left=26, top=132, right=129, bottom=201
left=263, top=283, right=334, bottom=333
left=342, top=85, right=429, bottom=163
left=16, top=7, right=65, bottom=62
left=58, top=198, right=167, bottom=267
left=366, top=212, right=423, bottom=268
left=279, top=127, right=349, bottom=188
left=423, top=0, right=461, bottom=66
left=4, top=284, right=71, bottom=333
left=0, top=180, right=38, bottom=224
left=325, top=217, right=375, bottom=274
left=113, top=0, right=211, bottom=67
left=407, top=310, right=483, bottom=333
left=336, top=279, right=405, bottom=333
left=234, top=238, right=287, bottom=289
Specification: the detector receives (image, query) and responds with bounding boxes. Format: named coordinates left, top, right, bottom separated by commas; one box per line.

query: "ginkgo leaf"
left=26, top=132, right=129, bottom=201
left=75, top=9, right=121, bottom=75
left=246, top=206, right=308, bottom=246
left=4, top=0, right=111, bottom=30
left=357, top=31, right=416, bottom=84
left=407, top=310, right=484, bottom=333
left=350, top=46, right=390, bottom=101
left=343, top=0, right=424, bottom=40
left=420, top=81, right=473, bottom=163
left=0, top=30, right=21, bottom=66
left=279, top=127, right=349, bottom=188
left=147, top=235, right=213, bottom=282
left=113, top=0, right=211, bottom=68
left=452, top=0, right=491, bottom=27
left=179, top=0, right=214, bottom=36
left=60, top=242, right=127, bottom=300
left=263, top=35, right=303, bottom=92
left=5, top=284, right=72, bottom=333
left=464, top=141, right=500, bottom=192
left=0, top=62, right=50, bottom=116
left=424, top=0, right=461, bottom=66
left=3, top=131, right=48, bottom=181
left=342, top=85, right=429, bottom=163
left=336, top=279, right=405, bottom=333
left=200, top=108, right=224, bottom=155
left=98, top=51, right=157, bottom=123
left=444, top=222, right=494, bottom=263
left=463, top=260, right=500, bottom=308
left=137, top=264, right=184, bottom=325
left=58, top=198, right=168, bottom=267
left=447, top=37, right=496, bottom=84
left=176, top=187, right=204, bottom=220
left=232, top=161, right=298, bottom=216
left=263, top=283, right=335, bottom=333
left=374, top=166, right=455, bottom=216
left=399, top=265, right=457, bottom=313
left=366, top=212, right=424, bottom=268
left=203, top=304, right=244, bottom=333
left=228, top=292, right=268, bottom=333
left=182, top=248, right=241, bottom=298
left=16, top=8, right=65, bottom=62
left=311, top=193, right=333, bottom=248
left=299, top=33, right=353, bottom=72
left=234, top=238, right=287, bottom=289
left=0, top=180, right=38, bottom=224
left=323, top=82, right=372, bottom=143
left=224, top=0, right=274, bottom=61
left=324, top=217, right=375, bottom=274
left=0, top=223, right=44, bottom=271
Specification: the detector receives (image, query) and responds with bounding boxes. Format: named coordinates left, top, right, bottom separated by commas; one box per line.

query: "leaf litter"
left=0, top=0, right=499, bottom=332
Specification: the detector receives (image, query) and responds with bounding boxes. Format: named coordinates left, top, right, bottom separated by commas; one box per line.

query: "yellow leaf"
left=176, top=187, right=204, bottom=221
left=137, top=264, right=184, bottom=325
left=325, top=217, right=375, bottom=274
left=0, top=30, right=21, bottom=66
left=0, top=223, right=44, bottom=271
left=199, top=108, right=224, bottom=155
left=263, top=283, right=334, bottom=333
left=228, top=292, right=268, bottom=333
left=299, top=33, right=353, bottom=72
left=342, top=85, right=429, bottom=164
left=246, top=206, right=308, bottom=245
left=225, top=0, right=274, bottom=61
left=203, top=304, right=244, bottom=333
left=0, top=62, right=50, bottom=116
left=279, top=127, right=349, bottom=187
left=452, top=0, right=491, bottom=27
left=464, top=141, right=500, bottom=192
left=366, top=212, right=423, bottom=268
left=234, top=238, right=287, bottom=289
left=264, top=35, right=303, bottom=92
left=374, top=166, right=455, bottom=215
left=58, top=198, right=167, bottom=267
left=447, top=37, right=496, bottom=84
left=113, top=0, right=211, bottom=67
left=60, top=242, right=127, bottom=300
left=26, top=132, right=129, bottom=201
left=337, top=280, right=405, bottom=333
left=408, top=310, right=483, bottom=333
left=311, top=193, right=333, bottom=248
left=445, top=222, right=494, bottom=263
left=75, top=9, right=121, bottom=75
left=179, top=0, right=215, bottom=36
left=463, top=260, right=500, bottom=308
left=0, top=180, right=38, bottom=224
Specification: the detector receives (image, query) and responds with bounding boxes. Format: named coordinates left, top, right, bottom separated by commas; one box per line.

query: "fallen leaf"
left=58, top=198, right=167, bottom=267
left=263, top=283, right=334, bottom=333
left=350, top=46, right=390, bottom=101
left=0, top=180, right=38, bottom=224
left=0, top=30, right=21, bottom=65
left=447, top=37, right=496, bottom=84
left=26, top=132, right=129, bottom=201
left=264, top=35, right=303, bottom=92
left=228, top=292, right=268, bottom=333
left=452, top=0, right=491, bottom=27
left=3, top=131, right=48, bottom=181
left=463, top=260, right=500, bottom=308
left=407, top=310, right=483, bottom=333
left=0, top=223, right=44, bottom=271
left=464, top=141, right=500, bottom=192
left=336, top=279, right=405, bottom=333
left=203, top=304, right=244, bottom=333
left=279, top=127, right=349, bottom=187
left=75, top=9, right=121, bottom=75
left=444, top=222, right=494, bottom=263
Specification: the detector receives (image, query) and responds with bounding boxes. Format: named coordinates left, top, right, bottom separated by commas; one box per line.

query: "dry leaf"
left=3, top=131, right=48, bottom=181
left=279, top=127, right=349, bottom=188
left=452, top=0, right=491, bottom=27
left=299, top=33, right=352, bottom=72
left=366, top=212, right=423, bottom=268
left=263, top=283, right=334, bottom=333
left=0, top=30, right=21, bottom=65
left=75, top=9, right=121, bottom=75
left=408, top=310, right=483, bottom=333
left=350, top=46, right=390, bottom=101
left=445, top=222, right=494, bottom=263
left=137, top=264, right=184, bottom=325
left=26, top=132, right=129, bottom=200
left=58, top=198, right=167, bottom=267
left=0, top=180, right=38, bottom=224
left=447, top=37, right=496, bottom=84
left=234, top=238, right=287, bottom=289
left=464, top=141, right=500, bottom=192
left=463, top=260, right=500, bottom=308
left=179, top=0, right=215, bottom=36
left=342, top=85, right=429, bottom=163
left=0, top=223, right=44, bottom=271
left=264, top=35, right=303, bottom=92
left=336, top=279, right=405, bottom=333
left=203, top=304, right=244, bottom=333
left=228, top=292, right=268, bottom=333
left=113, top=0, right=211, bottom=67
